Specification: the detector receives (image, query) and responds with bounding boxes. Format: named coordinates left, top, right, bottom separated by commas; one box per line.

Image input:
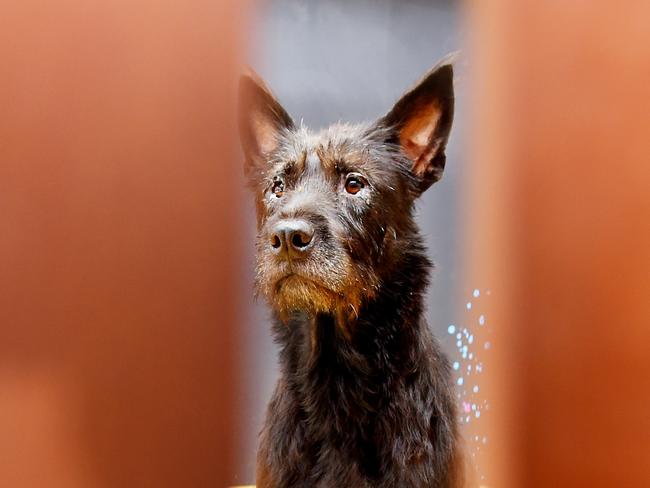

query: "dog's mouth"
left=257, top=245, right=362, bottom=318
left=274, top=273, right=333, bottom=295
left=268, top=272, right=345, bottom=315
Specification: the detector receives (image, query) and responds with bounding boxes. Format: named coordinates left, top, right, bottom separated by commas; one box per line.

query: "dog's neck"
left=271, top=241, right=432, bottom=406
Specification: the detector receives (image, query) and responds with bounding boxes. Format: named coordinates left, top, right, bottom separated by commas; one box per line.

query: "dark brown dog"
left=238, top=58, right=463, bottom=487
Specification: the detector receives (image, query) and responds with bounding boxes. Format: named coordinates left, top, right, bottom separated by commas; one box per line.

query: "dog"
left=238, top=58, right=463, bottom=487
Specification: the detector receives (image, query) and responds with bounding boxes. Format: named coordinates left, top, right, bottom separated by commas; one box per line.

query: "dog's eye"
left=345, top=174, right=365, bottom=195
left=271, top=179, right=284, bottom=198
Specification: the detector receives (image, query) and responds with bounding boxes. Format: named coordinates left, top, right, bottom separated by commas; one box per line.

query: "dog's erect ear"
left=379, top=60, right=454, bottom=194
left=238, top=69, right=294, bottom=181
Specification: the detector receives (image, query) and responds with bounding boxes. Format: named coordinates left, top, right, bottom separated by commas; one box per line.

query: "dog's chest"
left=265, top=402, right=383, bottom=487
left=263, top=311, right=453, bottom=487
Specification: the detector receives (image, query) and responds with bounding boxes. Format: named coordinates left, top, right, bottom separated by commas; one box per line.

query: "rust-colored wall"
left=0, top=2, right=247, bottom=486
left=467, top=1, right=650, bottom=486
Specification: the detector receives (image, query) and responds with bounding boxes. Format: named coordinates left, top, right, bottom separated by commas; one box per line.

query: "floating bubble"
left=448, top=289, right=492, bottom=481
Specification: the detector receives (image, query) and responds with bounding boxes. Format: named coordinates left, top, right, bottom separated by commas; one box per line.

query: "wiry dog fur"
left=239, top=58, right=463, bottom=487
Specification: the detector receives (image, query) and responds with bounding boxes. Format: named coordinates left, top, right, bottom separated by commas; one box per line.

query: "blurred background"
left=1, top=1, right=649, bottom=487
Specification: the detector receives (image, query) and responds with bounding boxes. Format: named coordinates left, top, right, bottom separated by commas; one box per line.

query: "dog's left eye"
left=345, top=174, right=365, bottom=195
left=271, top=179, right=284, bottom=198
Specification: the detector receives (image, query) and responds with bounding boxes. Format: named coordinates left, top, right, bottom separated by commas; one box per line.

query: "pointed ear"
left=380, top=60, right=454, bottom=194
left=238, top=69, right=294, bottom=181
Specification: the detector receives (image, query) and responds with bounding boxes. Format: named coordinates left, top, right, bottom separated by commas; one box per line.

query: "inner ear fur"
left=238, top=69, right=294, bottom=181
left=381, top=60, right=454, bottom=194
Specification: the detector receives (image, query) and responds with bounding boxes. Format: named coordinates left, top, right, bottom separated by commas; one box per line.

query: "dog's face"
left=238, top=62, right=454, bottom=322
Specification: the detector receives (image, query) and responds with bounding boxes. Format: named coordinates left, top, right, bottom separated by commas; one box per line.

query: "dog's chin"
left=270, top=274, right=339, bottom=315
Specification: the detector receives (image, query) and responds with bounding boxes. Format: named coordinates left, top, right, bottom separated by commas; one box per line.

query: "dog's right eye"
left=344, top=174, right=365, bottom=195
left=271, top=179, right=284, bottom=198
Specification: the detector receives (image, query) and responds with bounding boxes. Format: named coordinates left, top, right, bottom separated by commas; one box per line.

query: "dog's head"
left=238, top=61, right=454, bottom=322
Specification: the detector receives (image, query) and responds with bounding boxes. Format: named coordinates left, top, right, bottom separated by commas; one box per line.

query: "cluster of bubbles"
left=446, top=288, right=492, bottom=483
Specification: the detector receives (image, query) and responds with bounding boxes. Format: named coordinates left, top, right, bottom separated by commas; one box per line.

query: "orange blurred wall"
left=0, top=2, right=248, bottom=486
left=466, top=1, right=650, bottom=486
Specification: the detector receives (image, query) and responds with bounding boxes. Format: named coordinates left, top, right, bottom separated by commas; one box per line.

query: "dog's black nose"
left=270, top=219, right=315, bottom=258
